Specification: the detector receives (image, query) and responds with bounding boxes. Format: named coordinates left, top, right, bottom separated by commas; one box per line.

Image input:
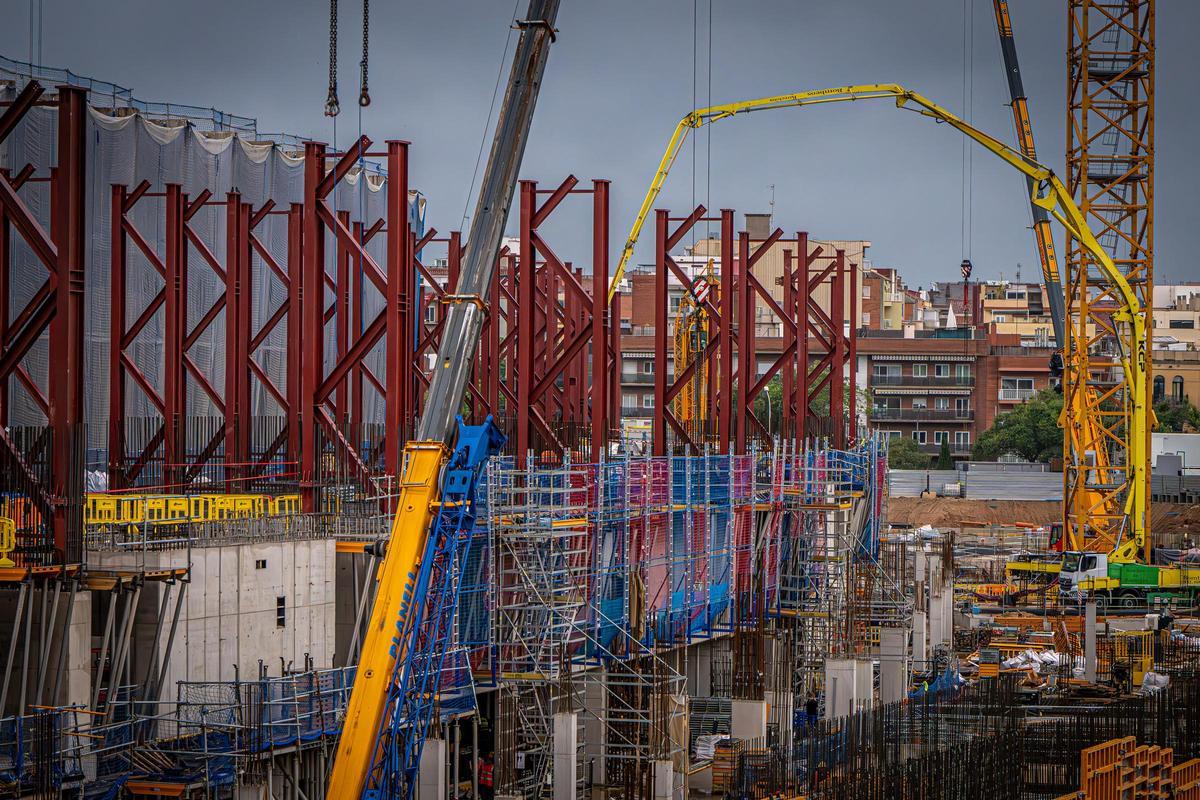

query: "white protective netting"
left=2, top=59, right=424, bottom=468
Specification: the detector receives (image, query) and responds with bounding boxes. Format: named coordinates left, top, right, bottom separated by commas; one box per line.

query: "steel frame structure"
left=299, top=137, right=413, bottom=511
left=0, top=81, right=86, bottom=563
left=514, top=176, right=616, bottom=462
left=109, top=186, right=262, bottom=489
left=1064, top=0, right=1154, bottom=559
left=652, top=208, right=855, bottom=456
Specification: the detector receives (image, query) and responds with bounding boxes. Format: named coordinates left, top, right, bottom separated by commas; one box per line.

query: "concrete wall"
left=93, top=538, right=336, bottom=704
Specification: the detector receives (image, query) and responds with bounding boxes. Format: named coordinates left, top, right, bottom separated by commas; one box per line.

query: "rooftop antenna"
left=1016, top=262, right=1022, bottom=282
left=768, top=183, right=775, bottom=226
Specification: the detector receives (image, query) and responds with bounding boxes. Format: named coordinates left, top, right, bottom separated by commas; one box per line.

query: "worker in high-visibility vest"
left=478, top=751, right=494, bottom=799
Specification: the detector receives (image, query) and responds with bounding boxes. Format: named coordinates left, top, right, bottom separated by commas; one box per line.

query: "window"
left=1000, top=377, right=1035, bottom=401
left=276, top=597, right=286, bottom=629
left=934, top=396, right=950, bottom=410
left=255, top=559, right=267, bottom=570
left=934, top=431, right=947, bottom=445
left=955, top=364, right=971, bottom=380
left=1154, top=376, right=1165, bottom=403
left=873, top=364, right=900, bottom=379
left=912, top=430, right=927, bottom=445
left=641, top=361, right=654, bottom=375
left=424, top=304, right=437, bottom=324
left=911, top=364, right=928, bottom=378
left=1173, top=375, right=1185, bottom=402
left=955, top=397, right=971, bottom=415
left=622, top=392, right=638, bottom=409
left=642, top=395, right=654, bottom=409
left=934, top=363, right=950, bottom=378
left=862, top=285, right=871, bottom=299
left=1169, top=319, right=1196, bottom=329
left=911, top=397, right=928, bottom=410
left=955, top=431, right=971, bottom=448
left=883, top=430, right=902, bottom=440
left=874, top=396, right=900, bottom=412
left=862, top=312, right=872, bottom=326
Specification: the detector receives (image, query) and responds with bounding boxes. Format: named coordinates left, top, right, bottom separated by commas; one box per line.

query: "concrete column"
left=653, top=759, right=679, bottom=799
left=553, top=711, right=578, bottom=800
left=64, top=590, right=92, bottom=707
left=582, top=673, right=607, bottom=786
left=1084, top=599, right=1097, bottom=683
left=853, top=660, right=873, bottom=713
left=765, top=689, right=794, bottom=747
left=418, top=737, right=447, bottom=800
left=730, top=699, right=768, bottom=739
left=879, top=627, right=908, bottom=704
left=823, top=659, right=854, bottom=719
left=912, top=611, right=928, bottom=667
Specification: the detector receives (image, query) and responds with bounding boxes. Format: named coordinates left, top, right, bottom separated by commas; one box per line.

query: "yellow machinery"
left=0, top=516, right=15, bottom=567
left=609, top=83, right=1149, bottom=566
left=672, top=258, right=718, bottom=432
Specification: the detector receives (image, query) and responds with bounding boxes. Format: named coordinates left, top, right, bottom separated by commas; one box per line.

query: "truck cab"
left=1057, top=551, right=1109, bottom=598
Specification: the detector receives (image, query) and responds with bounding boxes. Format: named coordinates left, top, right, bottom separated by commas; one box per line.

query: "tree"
left=936, top=439, right=953, bottom=469
left=972, top=387, right=1064, bottom=462
left=888, top=436, right=931, bottom=469
left=1154, top=399, right=1200, bottom=433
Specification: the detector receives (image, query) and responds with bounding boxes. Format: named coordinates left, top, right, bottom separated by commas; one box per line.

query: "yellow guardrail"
left=83, top=493, right=301, bottom=527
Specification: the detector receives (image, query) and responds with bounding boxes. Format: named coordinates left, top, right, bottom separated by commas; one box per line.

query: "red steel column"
left=797, top=232, right=810, bottom=444
left=848, top=259, right=859, bottom=445
left=335, top=209, right=353, bottom=427
left=48, top=86, right=86, bottom=559
left=300, top=143, right=326, bottom=511
left=286, top=203, right=304, bottom=488
left=108, top=184, right=127, bottom=487
left=163, top=184, right=187, bottom=488
left=225, top=193, right=253, bottom=487
left=830, top=250, right=846, bottom=448
left=516, top=181, right=537, bottom=458
left=717, top=210, right=734, bottom=454
left=652, top=210, right=669, bottom=457
left=350, top=220, right=365, bottom=432
left=781, top=248, right=795, bottom=433
left=384, top=140, right=410, bottom=472
left=736, top=231, right=753, bottom=454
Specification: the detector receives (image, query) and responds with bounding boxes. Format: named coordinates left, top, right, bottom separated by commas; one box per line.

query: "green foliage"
left=936, top=438, right=953, bottom=469
left=887, top=436, right=931, bottom=469
left=1154, top=400, right=1200, bottom=433
left=972, top=387, right=1064, bottom=463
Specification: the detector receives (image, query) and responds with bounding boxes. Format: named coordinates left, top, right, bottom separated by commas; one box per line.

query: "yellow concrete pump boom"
left=607, top=83, right=1150, bottom=563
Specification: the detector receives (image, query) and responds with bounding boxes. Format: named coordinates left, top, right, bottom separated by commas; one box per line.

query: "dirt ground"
left=886, top=496, right=1200, bottom=537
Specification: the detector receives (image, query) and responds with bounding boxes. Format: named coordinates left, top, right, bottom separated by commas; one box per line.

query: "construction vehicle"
left=673, top=258, right=718, bottom=431
left=325, top=1, right=559, bottom=797
left=1058, top=552, right=1200, bottom=608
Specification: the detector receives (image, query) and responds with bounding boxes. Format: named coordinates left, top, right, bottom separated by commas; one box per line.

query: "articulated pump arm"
left=608, top=83, right=1149, bottom=561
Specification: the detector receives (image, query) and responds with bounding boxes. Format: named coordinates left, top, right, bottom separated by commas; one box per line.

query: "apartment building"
left=858, top=329, right=1055, bottom=459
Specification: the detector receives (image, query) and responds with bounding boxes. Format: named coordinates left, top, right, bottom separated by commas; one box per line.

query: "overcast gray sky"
left=4, top=1, right=1196, bottom=287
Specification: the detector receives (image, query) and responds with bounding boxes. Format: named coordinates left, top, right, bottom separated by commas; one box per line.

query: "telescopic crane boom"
left=327, top=2, right=560, bottom=796
left=992, top=0, right=1067, bottom=350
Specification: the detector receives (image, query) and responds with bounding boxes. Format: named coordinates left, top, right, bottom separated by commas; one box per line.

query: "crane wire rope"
left=461, top=1, right=522, bottom=231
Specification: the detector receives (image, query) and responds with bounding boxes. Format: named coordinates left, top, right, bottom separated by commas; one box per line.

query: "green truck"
left=1058, top=551, right=1200, bottom=607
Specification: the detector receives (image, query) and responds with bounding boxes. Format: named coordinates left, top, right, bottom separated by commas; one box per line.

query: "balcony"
left=870, top=407, right=974, bottom=422
left=621, top=373, right=657, bottom=385
left=998, top=388, right=1037, bottom=402
left=871, top=374, right=974, bottom=388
